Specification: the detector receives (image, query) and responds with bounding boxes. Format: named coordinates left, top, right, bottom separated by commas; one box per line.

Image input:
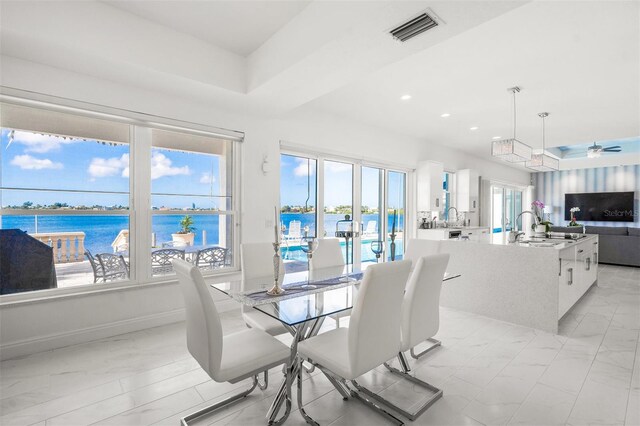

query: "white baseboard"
left=0, top=308, right=186, bottom=361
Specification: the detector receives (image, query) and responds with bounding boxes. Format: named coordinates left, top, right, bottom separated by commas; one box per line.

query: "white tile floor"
left=1, top=264, right=638, bottom=426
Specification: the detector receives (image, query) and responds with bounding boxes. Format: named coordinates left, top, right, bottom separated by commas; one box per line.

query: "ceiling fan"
left=587, top=142, right=622, bottom=158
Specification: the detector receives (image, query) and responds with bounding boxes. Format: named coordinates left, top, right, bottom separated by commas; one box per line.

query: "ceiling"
left=305, top=1, right=640, bottom=160
left=1, top=0, right=638, bottom=168
left=103, top=0, right=311, bottom=57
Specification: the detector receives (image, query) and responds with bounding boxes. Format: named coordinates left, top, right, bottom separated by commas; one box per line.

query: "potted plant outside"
left=172, top=215, right=196, bottom=246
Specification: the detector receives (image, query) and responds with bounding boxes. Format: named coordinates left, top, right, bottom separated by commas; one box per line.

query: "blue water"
left=1, top=215, right=220, bottom=254
left=1, top=213, right=403, bottom=261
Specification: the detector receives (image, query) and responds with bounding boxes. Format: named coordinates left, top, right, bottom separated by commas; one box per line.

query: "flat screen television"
left=565, top=192, right=635, bottom=222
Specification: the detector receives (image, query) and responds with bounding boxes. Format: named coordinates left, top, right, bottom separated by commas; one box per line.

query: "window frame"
left=0, top=89, right=243, bottom=304
left=280, top=142, right=413, bottom=268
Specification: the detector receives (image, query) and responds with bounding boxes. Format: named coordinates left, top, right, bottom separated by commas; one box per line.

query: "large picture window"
left=0, top=99, right=241, bottom=297
left=150, top=129, right=235, bottom=277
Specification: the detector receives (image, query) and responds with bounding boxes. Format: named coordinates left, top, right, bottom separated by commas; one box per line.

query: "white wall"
left=0, top=56, right=530, bottom=359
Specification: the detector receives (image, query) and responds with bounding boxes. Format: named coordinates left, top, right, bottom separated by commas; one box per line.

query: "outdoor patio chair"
left=195, top=247, right=229, bottom=270
left=85, top=250, right=104, bottom=283
left=363, top=220, right=377, bottom=236
left=96, top=253, right=130, bottom=282
left=285, top=220, right=302, bottom=240
left=151, top=248, right=185, bottom=275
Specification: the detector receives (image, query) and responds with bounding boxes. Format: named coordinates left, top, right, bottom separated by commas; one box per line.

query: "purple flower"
left=531, top=200, right=545, bottom=210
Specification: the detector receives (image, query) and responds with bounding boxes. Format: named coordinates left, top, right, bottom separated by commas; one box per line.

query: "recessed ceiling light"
left=492, top=136, right=501, bottom=140
left=470, top=126, right=479, bottom=131
left=401, top=94, right=412, bottom=101
left=440, top=113, right=450, bottom=118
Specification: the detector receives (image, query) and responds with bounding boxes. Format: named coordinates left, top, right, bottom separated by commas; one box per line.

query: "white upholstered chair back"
left=404, top=239, right=441, bottom=268
left=401, top=254, right=449, bottom=351
left=310, top=238, right=345, bottom=271
left=241, top=242, right=285, bottom=281
left=348, top=259, right=411, bottom=377
left=173, top=259, right=223, bottom=377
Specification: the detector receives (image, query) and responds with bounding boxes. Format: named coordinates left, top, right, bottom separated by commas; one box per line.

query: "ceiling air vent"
left=390, top=12, right=438, bottom=42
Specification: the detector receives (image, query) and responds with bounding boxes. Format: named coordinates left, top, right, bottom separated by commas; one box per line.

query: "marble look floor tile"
left=93, top=387, right=203, bottom=426
left=508, top=383, right=577, bottom=425
left=567, top=376, right=630, bottom=426
left=0, top=380, right=123, bottom=426
left=45, top=369, right=210, bottom=426
left=413, top=398, right=483, bottom=426
left=464, top=397, right=520, bottom=425
left=626, top=387, right=640, bottom=426
left=538, top=348, right=596, bottom=395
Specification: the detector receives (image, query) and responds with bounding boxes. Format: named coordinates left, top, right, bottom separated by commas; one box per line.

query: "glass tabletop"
left=211, top=266, right=461, bottom=327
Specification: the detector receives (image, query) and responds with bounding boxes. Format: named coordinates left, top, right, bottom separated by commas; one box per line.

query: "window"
left=443, top=172, right=453, bottom=220
left=280, top=147, right=409, bottom=270
left=0, top=98, right=241, bottom=297
left=1, top=105, right=131, bottom=293
left=279, top=154, right=317, bottom=266
left=151, top=129, right=235, bottom=276
left=386, top=171, right=406, bottom=262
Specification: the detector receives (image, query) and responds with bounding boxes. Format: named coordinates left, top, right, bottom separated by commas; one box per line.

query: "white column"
left=132, top=126, right=152, bottom=282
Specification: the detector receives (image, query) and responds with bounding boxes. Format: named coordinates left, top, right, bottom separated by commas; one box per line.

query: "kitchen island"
left=418, top=233, right=599, bottom=333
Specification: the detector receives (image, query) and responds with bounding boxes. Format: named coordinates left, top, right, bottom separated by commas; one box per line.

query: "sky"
left=280, top=154, right=405, bottom=210
left=0, top=129, right=223, bottom=209
left=1, top=131, right=404, bottom=212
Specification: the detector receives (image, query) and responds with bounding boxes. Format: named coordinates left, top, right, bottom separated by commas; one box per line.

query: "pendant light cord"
left=512, top=89, right=517, bottom=139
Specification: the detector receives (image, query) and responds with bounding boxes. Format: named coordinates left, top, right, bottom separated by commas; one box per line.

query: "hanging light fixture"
left=526, top=112, right=560, bottom=171
left=491, top=86, right=532, bottom=162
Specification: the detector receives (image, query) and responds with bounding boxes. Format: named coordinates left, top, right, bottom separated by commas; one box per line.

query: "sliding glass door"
left=280, top=153, right=407, bottom=270
left=491, top=184, right=523, bottom=233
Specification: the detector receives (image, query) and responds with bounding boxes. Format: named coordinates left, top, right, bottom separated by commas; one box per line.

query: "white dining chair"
left=240, top=242, right=287, bottom=336
left=401, top=253, right=449, bottom=360
left=309, top=238, right=349, bottom=328
left=297, top=260, right=412, bottom=425
left=380, top=253, right=450, bottom=420
left=172, top=259, right=290, bottom=426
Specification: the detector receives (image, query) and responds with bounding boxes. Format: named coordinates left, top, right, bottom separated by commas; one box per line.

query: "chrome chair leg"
left=373, top=355, right=443, bottom=421
left=257, top=371, right=269, bottom=391
left=297, top=359, right=320, bottom=426
left=180, top=375, right=259, bottom=426
left=346, top=380, right=404, bottom=425
left=383, top=353, right=411, bottom=374
left=410, top=338, right=441, bottom=359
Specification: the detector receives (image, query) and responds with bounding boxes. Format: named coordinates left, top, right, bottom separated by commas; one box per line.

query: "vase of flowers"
left=531, top=200, right=553, bottom=235
left=172, top=215, right=196, bottom=246
left=569, top=207, right=581, bottom=228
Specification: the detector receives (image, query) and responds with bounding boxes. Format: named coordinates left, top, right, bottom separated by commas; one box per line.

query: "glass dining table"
left=211, top=265, right=461, bottom=425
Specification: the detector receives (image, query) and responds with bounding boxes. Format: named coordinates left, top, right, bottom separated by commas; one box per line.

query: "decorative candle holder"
left=267, top=242, right=285, bottom=296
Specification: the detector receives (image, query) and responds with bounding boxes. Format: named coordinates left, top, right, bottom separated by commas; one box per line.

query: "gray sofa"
left=550, top=225, right=639, bottom=267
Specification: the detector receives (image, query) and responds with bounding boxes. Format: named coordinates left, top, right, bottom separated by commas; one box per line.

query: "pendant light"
left=526, top=112, right=560, bottom=171
left=491, top=86, right=532, bottom=162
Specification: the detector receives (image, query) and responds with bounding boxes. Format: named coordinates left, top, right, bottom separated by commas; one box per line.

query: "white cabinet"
left=558, top=237, right=599, bottom=319
left=461, top=227, right=490, bottom=241
left=417, top=161, right=444, bottom=212
left=456, top=169, right=479, bottom=212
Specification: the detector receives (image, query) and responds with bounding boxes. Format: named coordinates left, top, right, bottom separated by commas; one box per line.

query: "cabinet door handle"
left=436, top=198, right=440, bottom=207
left=578, top=249, right=584, bottom=253
left=594, top=253, right=598, bottom=264
left=568, top=268, right=573, bottom=285
left=586, top=258, right=591, bottom=271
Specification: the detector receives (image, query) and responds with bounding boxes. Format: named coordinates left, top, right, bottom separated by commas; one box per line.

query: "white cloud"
left=200, top=172, right=216, bottom=184
left=88, top=154, right=129, bottom=179
left=293, top=158, right=315, bottom=177
left=11, top=131, right=79, bottom=153
left=151, top=152, right=190, bottom=180
left=10, top=154, right=63, bottom=170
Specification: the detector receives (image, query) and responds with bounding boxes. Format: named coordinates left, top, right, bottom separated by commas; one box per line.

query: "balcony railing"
left=32, top=232, right=86, bottom=264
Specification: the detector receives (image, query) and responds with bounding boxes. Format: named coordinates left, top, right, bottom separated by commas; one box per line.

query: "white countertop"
left=483, top=232, right=597, bottom=250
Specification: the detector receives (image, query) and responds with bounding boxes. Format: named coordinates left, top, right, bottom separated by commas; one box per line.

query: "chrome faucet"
left=508, top=211, right=540, bottom=243
left=446, top=207, right=459, bottom=226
